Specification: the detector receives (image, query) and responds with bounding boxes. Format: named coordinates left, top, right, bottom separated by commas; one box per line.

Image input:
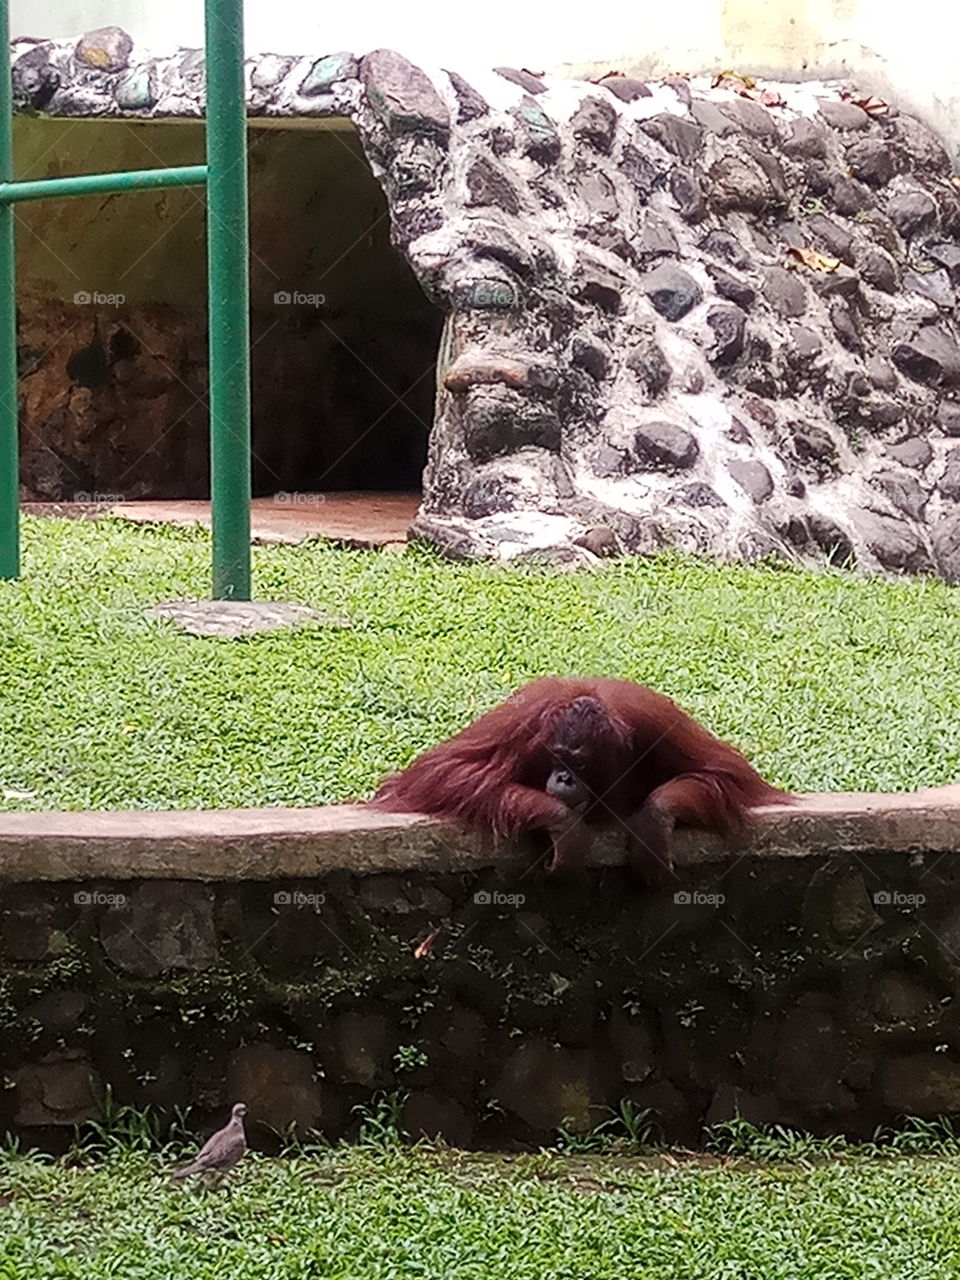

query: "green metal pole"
left=205, top=0, right=251, bottom=600
left=0, top=0, right=19, bottom=580
left=0, top=165, right=208, bottom=203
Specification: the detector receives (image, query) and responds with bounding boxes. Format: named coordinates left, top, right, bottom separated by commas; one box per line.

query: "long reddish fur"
left=371, top=676, right=789, bottom=839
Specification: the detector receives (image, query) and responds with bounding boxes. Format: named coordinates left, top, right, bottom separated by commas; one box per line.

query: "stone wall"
left=2, top=790, right=960, bottom=1149
left=10, top=32, right=960, bottom=576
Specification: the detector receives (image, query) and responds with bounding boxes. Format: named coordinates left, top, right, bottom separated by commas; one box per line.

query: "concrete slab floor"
left=23, top=493, right=422, bottom=549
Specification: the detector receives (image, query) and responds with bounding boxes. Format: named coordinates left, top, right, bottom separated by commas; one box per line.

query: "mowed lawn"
left=2, top=1146, right=960, bottom=1279
left=0, top=515, right=959, bottom=811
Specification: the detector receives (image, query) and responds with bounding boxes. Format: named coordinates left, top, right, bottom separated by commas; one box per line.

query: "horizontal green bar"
left=0, top=164, right=209, bottom=204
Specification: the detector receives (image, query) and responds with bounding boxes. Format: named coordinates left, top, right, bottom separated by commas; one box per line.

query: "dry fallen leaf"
left=413, top=926, right=441, bottom=959
left=787, top=246, right=841, bottom=273
left=713, top=70, right=756, bottom=91
left=851, top=93, right=889, bottom=117
left=712, top=71, right=783, bottom=106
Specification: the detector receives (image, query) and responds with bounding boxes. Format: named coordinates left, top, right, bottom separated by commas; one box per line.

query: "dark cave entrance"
left=15, top=117, right=443, bottom=502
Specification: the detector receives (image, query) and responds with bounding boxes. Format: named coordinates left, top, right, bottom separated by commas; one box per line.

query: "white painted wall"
left=11, top=0, right=960, bottom=149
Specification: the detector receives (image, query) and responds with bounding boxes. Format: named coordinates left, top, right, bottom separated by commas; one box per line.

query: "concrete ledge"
left=0, top=785, right=958, bottom=882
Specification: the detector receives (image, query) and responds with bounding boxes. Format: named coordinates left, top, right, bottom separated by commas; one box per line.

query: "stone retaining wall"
left=2, top=788, right=960, bottom=1148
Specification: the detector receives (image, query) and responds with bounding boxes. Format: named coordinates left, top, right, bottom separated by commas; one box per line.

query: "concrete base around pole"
left=147, top=599, right=351, bottom=637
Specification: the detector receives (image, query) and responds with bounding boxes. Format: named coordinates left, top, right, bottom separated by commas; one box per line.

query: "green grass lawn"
left=1, top=515, right=959, bottom=811
left=2, top=1145, right=960, bottom=1279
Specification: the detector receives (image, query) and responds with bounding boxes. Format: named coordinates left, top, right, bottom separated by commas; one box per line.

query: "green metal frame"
left=0, top=0, right=252, bottom=599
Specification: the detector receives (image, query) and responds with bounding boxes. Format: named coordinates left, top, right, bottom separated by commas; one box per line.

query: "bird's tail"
left=170, top=1162, right=201, bottom=1180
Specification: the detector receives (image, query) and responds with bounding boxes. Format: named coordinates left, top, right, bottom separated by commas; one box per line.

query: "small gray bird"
left=171, top=1102, right=247, bottom=1181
